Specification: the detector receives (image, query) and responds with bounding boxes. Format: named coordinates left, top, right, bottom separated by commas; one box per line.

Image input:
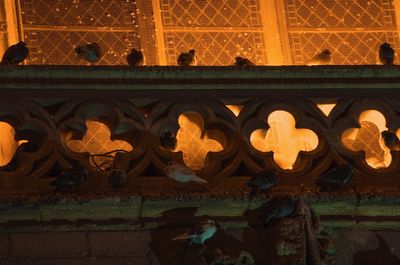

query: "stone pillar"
left=259, top=0, right=291, bottom=65
left=0, top=0, right=19, bottom=57
left=0, top=0, right=8, bottom=56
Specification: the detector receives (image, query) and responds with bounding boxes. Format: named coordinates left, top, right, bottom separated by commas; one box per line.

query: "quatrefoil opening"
left=174, top=111, right=226, bottom=170
left=67, top=120, right=133, bottom=171
left=250, top=110, right=319, bottom=170
left=0, top=121, right=28, bottom=167
left=342, top=110, right=391, bottom=169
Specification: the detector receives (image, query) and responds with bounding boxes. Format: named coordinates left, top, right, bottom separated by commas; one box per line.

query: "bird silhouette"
left=160, top=131, right=177, bottom=150
left=1, top=41, right=29, bottom=65
left=51, top=167, right=87, bottom=192
left=108, top=169, right=127, bottom=188
left=379, top=43, right=394, bottom=65
left=264, top=197, right=296, bottom=226
left=234, top=56, right=255, bottom=66
left=127, top=48, right=144, bottom=66
left=246, top=170, right=277, bottom=200
left=172, top=220, right=217, bottom=245
left=381, top=130, right=400, bottom=150
left=163, top=161, right=207, bottom=183
left=177, top=49, right=196, bottom=66
left=306, top=49, right=332, bottom=66
left=74, top=43, right=101, bottom=63
left=316, top=164, right=353, bottom=191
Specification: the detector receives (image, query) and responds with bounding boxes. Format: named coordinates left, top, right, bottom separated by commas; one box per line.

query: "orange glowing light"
left=67, top=120, right=133, bottom=171
left=175, top=112, right=226, bottom=170
left=250, top=110, right=318, bottom=170
left=342, top=110, right=391, bottom=169
left=0, top=121, right=28, bottom=167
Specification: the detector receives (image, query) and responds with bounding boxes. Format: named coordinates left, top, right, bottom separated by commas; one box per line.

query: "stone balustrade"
left=0, top=65, right=400, bottom=198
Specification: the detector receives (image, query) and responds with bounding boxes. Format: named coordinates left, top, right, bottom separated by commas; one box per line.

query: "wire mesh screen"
left=19, top=0, right=142, bottom=65
left=165, top=31, right=265, bottom=66
left=284, top=0, right=400, bottom=65
left=160, top=0, right=267, bottom=66
left=160, top=0, right=262, bottom=27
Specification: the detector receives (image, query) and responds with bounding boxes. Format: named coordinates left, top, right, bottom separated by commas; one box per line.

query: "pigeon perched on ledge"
left=108, top=169, right=127, bottom=188
left=160, top=131, right=177, bottom=150
left=246, top=170, right=277, bottom=200
left=264, top=197, right=297, bottom=226
left=316, top=164, right=353, bottom=191
left=1, top=41, right=29, bottom=65
left=177, top=49, right=196, bottom=66
left=382, top=130, right=400, bottom=150
left=234, top=56, right=255, bottom=66
left=163, top=161, right=207, bottom=183
left=306, top=49, right=331, bottom=66
left=75, top=43, right=101, bottom=63
left=379, top=43, right=394, bottom=65
left=52, top=167, right=87, bottom=192
left=127, top=48, right=144, bottom=66
left=172, top=219, right=217, bottom=245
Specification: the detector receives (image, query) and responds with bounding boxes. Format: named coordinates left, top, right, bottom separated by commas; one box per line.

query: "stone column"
left=0, top=0, right=19, bottom=57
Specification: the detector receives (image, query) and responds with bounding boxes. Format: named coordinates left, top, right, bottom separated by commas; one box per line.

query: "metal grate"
left=19, top=0, right=141, bottom=65
left=165, top=31, right=265, bottom=66
left=289, top=32, right=400, bottom=65
left=24, top=30, right=139, bottom=65
left=160, top=0, right=262, bottom=27
left=285, top=0, right=397, bottom=28
left=67, top=120, right=133, bottom=171
left=20, top=0, right=137, bottom=27
left=284, top=0, right=400, bottom=65
left=175, top=112, right=225, bottom=170
left=160, top=0, right=267, bottom=66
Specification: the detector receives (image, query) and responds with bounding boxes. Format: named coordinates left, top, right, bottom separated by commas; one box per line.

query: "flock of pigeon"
left=0, top=40, right=395, bottom=254
left=0, top=41, right=396, bottom=66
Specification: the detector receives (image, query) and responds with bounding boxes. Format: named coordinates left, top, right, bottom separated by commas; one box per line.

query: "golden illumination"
left=342, top=110, right=391, bottom=169
left=67, top=120, right=133, bottom=171
left=316, top=103, right=336, bottom=117
left=0, top=121, right=28, bottom=167
left=175, top=112, right=225, bottom=170
left=225, top=105, right=243, bottom=117
left=250, top=110, right=318, bottom=170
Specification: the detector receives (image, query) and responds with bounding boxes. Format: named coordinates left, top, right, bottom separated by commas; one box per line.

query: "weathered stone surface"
left=10, top=232, right=88, bottom=258
left=331, top=230, right=400, bottom=265
left=89, top=231, right=151, bottom=257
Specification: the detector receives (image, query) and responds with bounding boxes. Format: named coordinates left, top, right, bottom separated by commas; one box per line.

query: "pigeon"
left=127, top=48, right=144, bottom=66
left=177, top=49, right=196, bottom=66
left=1, top=41, right=29, bottom=65
left=382, top=130, right=400, bottom=150
left=306, top=49, right=331, bottom=66
left=160, top=131, right=177, bottom=150
left=74, top=43, right=101, bottom=63
left=234, top=56, right=255, bottom=66
left=316, top=164, right=353, bottom=191
left=264, top=197, right=296, bottom=226
left=246, top=170, right=277, bottom=200
left=172, top=219, right=217, bottom=245
left=51, top=167, right=87, bottom=191
left=164, top=161, right=207, bottom=183
left=379, top=43, right=395, bottom=65
left=108, top=169, right=127, bottom=188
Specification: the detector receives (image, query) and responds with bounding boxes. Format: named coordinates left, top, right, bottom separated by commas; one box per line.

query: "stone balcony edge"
left=0, top=66, right=400, bottom=96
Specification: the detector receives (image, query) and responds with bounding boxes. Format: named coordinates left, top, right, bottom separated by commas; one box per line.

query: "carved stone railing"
left=1, top=65, right=400, bottom=199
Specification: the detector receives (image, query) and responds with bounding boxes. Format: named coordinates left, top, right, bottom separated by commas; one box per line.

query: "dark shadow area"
left=353, top=234, right=400, bottom=265
left=149, top=206, right=280, bottom=265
